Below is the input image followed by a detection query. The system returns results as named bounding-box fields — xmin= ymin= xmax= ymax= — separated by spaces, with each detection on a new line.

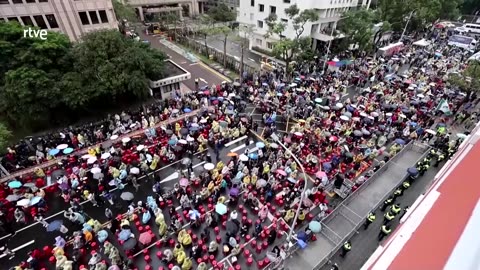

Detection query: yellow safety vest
xmin=367 ymin=213 xmax=376 ymax=222
xmin=391 ymin=205 xmax=401 ymax=214
xmin=385 ymin=212 xmax=395 ymax=220
xmin=382 ymin=225 xmax=391 ymax=234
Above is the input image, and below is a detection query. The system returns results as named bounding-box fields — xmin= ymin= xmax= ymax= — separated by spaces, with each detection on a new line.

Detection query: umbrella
xmin=457 ymin=133 xmax=468 ymax=139
xmin=166 ymin=130 xmax=174 ymax=135
xmin=136 ymin=145 xmax=145 ymax=151
xmin=239 ymin=154 xmax=249 ymax=162
xmin=87 ymin=157 xmax=97 ymax=164
xmin=329 ymin=136 xmax=338 ymax=142
xmin=179 ymin=178 xmax=189 ymax=187
xmin=294 ymin=132 xmax=303 ymax=137
xmin=340 ymin=115 xmax=350 ymax=121
xmin=407 ymin=167 xmax=418 ymax=175
xmin=81 ymin=154 xmax=94 ymax=160
xmin=180 ymin=128 xmax=189 ymax=135
xmin=29 ymin=196 xmax=43 ymax=206
xmin=256 ymin=142 xmax=265 ymax=148
xmin=204 ymin=163 xmax=215 ymax=170
xmin=189 ymin=210 xmax=200 ymax=220
xmin=102 ymin=141 xmax=113 ymax=149
xmin=233 ymin=82 xmax=241 ymax=87
xmin=227 ymin=152 xmax=238 ymax=157
xmin=6 ymin=195 xmax=20 ymax=202
xmin=315 ymin=171 xmax=326 ymax=179
xmin=47 ymin=220 xmax=63 ymax=232
xmin=257 ymin=179 xmax=267 ymax=187
xmin=186 ymin=137 xmax=195 ymax=142
xmin=395 ymin=138 xmax=406 ymax=145
xmin=51 ymin=169 xmax=66 ymax=180
xmin=121 ymin=192 xmax=134 ymax=201
xmin=8 ymin=180 xmax=22 ymax=189
xmin=119 ymin=229 xmax=132 ymax=241
xmin=49 ymin=149 xmax=60 ymax=156
xmin=425 ymin=129 xmax=437 ymax=135
xmin=172 ymin=109 xmax=180 ymax=114
xmin=56 ymin=144 xmax=68 ymax=150
xmin=123 ymin=238 xmax=137 ymax=250
xmin=229 ymin=187 xmax=240 ymax=197
xmin=226 ymin=220 xmax=239 ymax=235
xmin=174 ymin=145 xmax=183 ymax=152
xmin=91 ymin=167 xmax=102 ymax=174
xmin=110 ymin=135 xmax=119 ymax=140
xmin=287 ymin=177 xmax=297 ymax=183
xmin=276 ymin=169 xmax=287 ymax=176
xmin=248 ymin=153 xmax=258 ymax=160
xmin=168 ymin=139 xmax=177 ymax=145
xmin=178 ymin=139 xmax=188 ymax=145
xmin=139 ymin=232 xmax=153 ymax=245
xmin=308 ymin=221 xmax=322 ymax=233
xmin=63 ymin=148 xmax=74 ymax=154
xmin=181 ymin=158 xmax=191 ymax=165
xmin=215 ymin=203 xmax=228 ymax=215
xmin=323 ymin=162 xmax=332 ymax=170
xmin=270 ymin=143 xmax=279 ymax=149
xmin=184 ymin=108 xmax=192 ymax=113
xmin=130 ymin=167 xmax=140 ymax=175
xmin=101 ymin=153 xmax=111 ymax=159
xmin=17 ymin=198 xmax=30 ymax=207
xmin=93 ymin=173 xmax=104 ymax=180
xmin=315 ymin=98 xmax=322 ymax=103
xmin=122 ymin=137 xmax=131 ymax=143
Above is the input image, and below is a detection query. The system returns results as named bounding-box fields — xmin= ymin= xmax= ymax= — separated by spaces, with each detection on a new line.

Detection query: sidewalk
xmin=248 ymin=48 xmax=286 ymax=66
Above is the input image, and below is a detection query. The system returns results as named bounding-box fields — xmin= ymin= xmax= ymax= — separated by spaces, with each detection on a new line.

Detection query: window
xmin=33 ymin=15 xmax=48 ymax=29
xmin=250 ymin=0 xmax=254 ymax=7
xmin=0 ymin=0 xmax=9 ymax=4
xmin=257 ymin=20 xmax=263 ymax=28
xmin=26 ymin=0 xmax=36 ymax=3
xmin=7 ymin=17 xmax=19 ymax=23
xmin=78 ymin=12 xmax=89 ymax=25
xmin=45 ymin=14 xmax=58 ymax=28
xmin=21 ymin=16 xmax=34 ymax=26
xmin=281 ymin=18 xmax=288 ymax=23
xmin=255 ymin=38 xmax=262 ymax=46
xmin=249 ymin=13 xmax=254 ymax=21
xmin=259 ymin=4 xmax=264 ymax=12
xmin=89 ymin=11 xmax=99 ymax=24
xmin=283 ymin=0 xmax=290 ymax=3
xmin=39 ymin=0 xmax=49 ymax=2
xmin=99 ymin=10 xmax=109 ymax=23
xmin=12 ymin=0 xmax=23 ymax=3
xmin=270 ymin=6 xmax=276 ymax=14
xmin=267 ymin=42 xmax=273 ymax=49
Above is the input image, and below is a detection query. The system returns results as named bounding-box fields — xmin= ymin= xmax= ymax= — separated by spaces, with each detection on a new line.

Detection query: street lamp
xmin=270 ymin=133 xmax=308 ymax=242
xmin=322 ymin=16 xmax=349 ymax=73
xmin=399 ymin=10 xmax=416 ymax=42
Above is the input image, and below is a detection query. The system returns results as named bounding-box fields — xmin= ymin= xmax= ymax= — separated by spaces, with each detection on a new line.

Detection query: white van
xmin=462 ymin=23 xmax=480 ymax=34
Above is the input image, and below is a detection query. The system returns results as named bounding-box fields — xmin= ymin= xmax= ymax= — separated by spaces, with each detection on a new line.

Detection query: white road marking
xmin=248 ymin=58 xmax=256 ymax=62
xmin=189 ymin=63 xmax=199 ymax=66
xmin=0 ymin=240 xmax=35 ymax=259
xmin=160 ymin=161 xmax=206 ymax=183
xmin=224 ymin=135 xmax=247 ymax=147
xmin=231 ymin=144 xmax=257 ymax=153
xmin=199 ymin=78 xmax=208 ymax=84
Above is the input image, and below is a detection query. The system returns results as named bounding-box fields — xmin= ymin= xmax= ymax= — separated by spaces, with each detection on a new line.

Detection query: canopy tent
xmin=413 ymin=39 xmax=431 ymax=47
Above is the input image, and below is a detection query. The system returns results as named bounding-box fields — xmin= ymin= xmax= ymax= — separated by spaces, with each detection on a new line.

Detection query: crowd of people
xmin=1 ymin=30 xmax=478 ymax=270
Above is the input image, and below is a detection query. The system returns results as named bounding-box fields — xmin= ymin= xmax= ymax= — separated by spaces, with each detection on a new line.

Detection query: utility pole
xmin=399 ymin=10 xmax=415 ymax=42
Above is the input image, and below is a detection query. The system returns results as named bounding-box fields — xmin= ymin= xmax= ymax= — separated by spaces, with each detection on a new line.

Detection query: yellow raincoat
xmin=34 ymin=167 xmax=45 ymax=178
xmin=88 ymin=148 xmax=96 ymax=157
xmin=263 ymin=164 xmax=270 ymax=175
xmin=173 ymin=245 xmax=184 ymax=259
xmin=178 ymin=230 xmax=192 ymax=246
xmin=150 ymin=155 xmax=160 ymax=170
xmin=176 ymin=250 xmax=186 ymax=265
xmin=182 ymin=257 xmax=193 ymax=270
xmin=284 ymin=209 xmax=295 ymax=223
xmin=243 ymin=175 xmax=251 ymax=185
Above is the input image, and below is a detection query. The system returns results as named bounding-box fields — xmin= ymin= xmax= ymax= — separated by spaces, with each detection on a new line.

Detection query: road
xmin=138 ymin=31 xmax=232 ymax=91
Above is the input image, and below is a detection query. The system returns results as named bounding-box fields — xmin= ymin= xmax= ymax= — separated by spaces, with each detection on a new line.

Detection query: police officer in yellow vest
xmin=391 ymin=203 xmax=401 ymax=215
xmin=364 ymin=212 xmax=376 ymax=230
xmin=392 ymin=187 xmax=403 ymax=199
xmin=378 ymin=225 xmax=391 ymax=241
xmin=402 ymin=180 xmax=410 ymax=191
xmin=380 ymin=196 xmax=394 ymax=211
xmin=384 ymin=211 xmax=395 ymax=225
xmin=340 ymin=241 xmax=352 ymax=257
xmin=434 ymin=151 xmax=445 ymax=167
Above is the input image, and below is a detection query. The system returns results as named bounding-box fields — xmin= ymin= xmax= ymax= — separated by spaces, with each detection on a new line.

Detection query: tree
xmin=207 ymin=3 xmax=236 ymax=23
xmin=233 ymin=24 xmax=255 ymax=82
xmin=0 ymin=122 xmax=12 ymax=152
xmin=265 ymin=4 xmax=319 ymax=76
xmin=62 ymin=30 xmax=166 ymax=109
xmin=448 ymin=61 xmax=480 ymax=93
xmin=112 ymin=0 xmax=138 ymax=23
xmin=160 ymin=13 xmax=181 ymax=40
xmin=197 ymin=15 xmax=215 ymax=56
xmin=461 ymin=0 xmax=480 ymax=15
xmin=213 ymin=25 xmax=232 ymax=68
xmin=339 ymin=8 xmax=380 ymax=52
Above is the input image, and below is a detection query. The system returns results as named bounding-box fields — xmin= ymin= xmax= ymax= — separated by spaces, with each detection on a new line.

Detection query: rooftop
xmin=163 ymin=59 xmax=188 ymax=78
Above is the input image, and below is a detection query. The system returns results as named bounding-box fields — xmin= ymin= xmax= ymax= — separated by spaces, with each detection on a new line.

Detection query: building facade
xmin=205 ymin=0 xmax=239 ymax=11
xmin=237 ymin=0 xmax=371 ymax=52
xmin=0 ymin=0 xmax=118 ymax=41
xmin=125 ymin=0 xmax=207 ymax=21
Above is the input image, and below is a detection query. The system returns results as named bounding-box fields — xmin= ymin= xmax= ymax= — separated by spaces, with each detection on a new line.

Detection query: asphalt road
xmin=138 ymin=31 xmax=231 ymax=91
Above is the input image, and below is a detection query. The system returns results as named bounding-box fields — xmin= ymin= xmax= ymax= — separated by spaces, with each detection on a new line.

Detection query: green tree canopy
xmin=265 ymin=4 xmax=319 ymax=75
xmin=0 ymin=22 xmax=166 ymax=130
xmin=448 ymin=61 xmax=480 ymax=93
xmin=339 ymin=8 xmax=382 ymax=52
xmin=113 ymin=0 xmax=138 ymax=23
xmin=207 ymin=3 xmax=236 ymax=22
xmin=0 ymin=122 xmax=12 ymax=152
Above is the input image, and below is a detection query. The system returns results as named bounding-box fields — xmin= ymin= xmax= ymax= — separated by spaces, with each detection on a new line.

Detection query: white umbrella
xmin=456 ymin=133 xmax=468 ymax=139
xmin=178 ymin=139 xmax=187 ymax=145
xmin=136 ymin=145 xmax=145 ymax=151
xmin=270 ymin=143 xmax=279 ymax=149
xmin=56 ymin=144 xmax=68 ymax=150
xmin=417 ymin=94 xmax=425 ymax=98
xmin=130 ymin=167 xmax=140 ymax=174
xmin=340 ymin=115 xmax=350 ymax=121
xmin=294 ymin=132 xmax=303 ymax=137
xmin=82 ymin=154 xmax=95 ymax=160
xmin=122 ymin=137 xmax=131 ymax=143
xmin=87 ymin=157 xmax=97 ymax=164
xmin=200 ymin=119 xmax=207 ymax=123
xmin=399 ymin=113 xmax=407 ymax=118
xmin=360 ymin=112 xmax=368 ymax=118
xmin=371 ymin=112 xmax=379 ymax=117
xmin=204 ymin=163 xmax=215 ymax=171
xmin=335 ymin=103 xmax=343 ymax=108
xmin=239 ymin=154 xmax=249 ymax=162
xmin=17 ymin=198 xmax=30 ymax=207
xmin=425 ymin=129 xmax=437 ymax=135
xmin=172 ymin=109 xmax=179 ymax=114
xmin=352 ymin=117 xmax=361 ymax=122
xmin=91 ymin=167 xmax=102 ymax=174
xmin=110 ymin=135 xmax=119 ymax=140
xmin=386 ymin=113 xmax=393 ymax=117
xmin=186 ymin=137 xmax=195 ymax=142
xmin=101 ymin=153 xmax=111 ymax=159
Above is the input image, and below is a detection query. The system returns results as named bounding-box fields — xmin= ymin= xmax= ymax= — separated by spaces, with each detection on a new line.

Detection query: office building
xmin=0 ymin=0 xmax=118 ymax=41
xmin=126 ymin=0 xmax=207 ymax=21
xmin=237 ymin=0 xmax=371 ymax=52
